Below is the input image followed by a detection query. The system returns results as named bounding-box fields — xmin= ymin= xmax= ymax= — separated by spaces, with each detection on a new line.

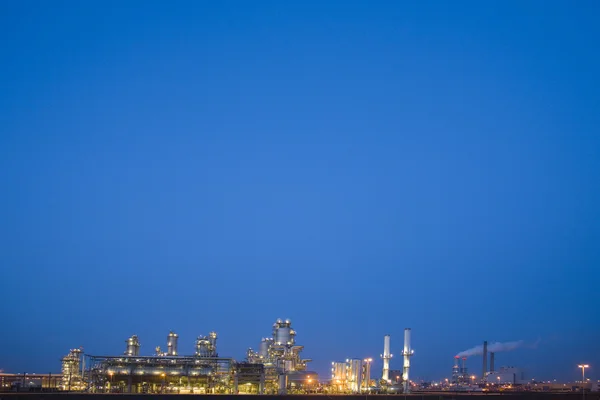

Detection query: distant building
xmin=486 ymin=367 xmax=525 ymax=385
xmin=388 ymin=370 xmax=402 ymax=384
xmin=0 ymin=373 xmax=62 ymax=391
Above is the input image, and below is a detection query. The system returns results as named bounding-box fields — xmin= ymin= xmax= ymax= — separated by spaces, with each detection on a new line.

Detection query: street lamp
xmin=578 ymin=365 xmax=589 ymax=383
xmin=578 ymin=365 xmax=589 ymax=399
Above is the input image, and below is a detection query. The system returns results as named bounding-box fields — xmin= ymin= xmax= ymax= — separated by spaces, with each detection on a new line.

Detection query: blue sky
xmin=1 ymin=0 xmax=599 ymax=381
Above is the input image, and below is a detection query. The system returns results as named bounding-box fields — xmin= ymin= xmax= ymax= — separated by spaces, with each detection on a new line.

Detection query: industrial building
xmin=450 ymin=340 xmax=527 ymax=390
xmin=480 ymin=341 xmax=525 ymax=385
xmin=328 ymin=358 xmax=379 ymax=393
xmin=83 ymin=331 xmax=235 ymax=394
xmin=61 ymin=348 xmax=85 ymax=391
xmin=246 ymin=318 xmax=317 ymax=394
xmin=54 ymin=318 xmax=319 ymax=394
xmin=0 ymin=373 xmax=62 ymax=392
xmin=388 ymin=370 xmax=403 ymax=385
xmin=452 ymin=356 xmax=472 ymax=385
xmin=486 ymin=367 xmax=526 ymax=385
xmin=329 ymin=328 xmax=412 ymax=394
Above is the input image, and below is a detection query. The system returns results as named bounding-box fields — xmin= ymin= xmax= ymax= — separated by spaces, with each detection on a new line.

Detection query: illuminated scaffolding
xmin=61 ymin=348 xmax=84 ymax=391
xmin=246 ymin=319 xmax=315 ymax=393
xmin=86 ymin=355 xmax=234 ymax=394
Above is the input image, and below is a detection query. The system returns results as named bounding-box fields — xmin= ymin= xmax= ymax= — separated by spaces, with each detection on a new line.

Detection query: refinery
xmin=0 ymin=320 xmax=597 ymax=396
xmin=1 ymin=319 xmax=415 ymax=395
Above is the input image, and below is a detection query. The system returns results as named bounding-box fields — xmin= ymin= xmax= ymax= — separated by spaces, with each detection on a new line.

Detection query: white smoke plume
xmin=456 ymin=340 xmax=525 ymax=357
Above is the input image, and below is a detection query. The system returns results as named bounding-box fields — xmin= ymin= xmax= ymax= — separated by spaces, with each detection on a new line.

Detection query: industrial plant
xmin=2 ymin=322 xmax=596 ymax=395
xmin=329 ymin=328 xmax=414 ymax=394
xmin=449 ymin=340 xmax=528 ymax=390
xmin=26 ymin=319 xmax=415 ymax=394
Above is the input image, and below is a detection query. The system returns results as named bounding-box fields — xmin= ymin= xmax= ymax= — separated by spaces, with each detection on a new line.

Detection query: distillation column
xmin=401 ymin=328 xmax=413 ymax=393
xmin=381 ymin=334 xmax=392 ymax=382
xmin=167 ymin=331 xmax=178 ymax=356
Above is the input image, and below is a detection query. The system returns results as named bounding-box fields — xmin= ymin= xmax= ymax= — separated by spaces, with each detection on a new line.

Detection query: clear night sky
xmin=1 ymin=0 xmax=599 ymax=382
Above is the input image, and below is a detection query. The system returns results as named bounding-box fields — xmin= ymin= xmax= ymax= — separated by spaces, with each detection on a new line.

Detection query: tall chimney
xmin=482 ymin=341 xmax=488 ymax=380
xmin=381 ymin=335 xmax=391 ymax=382
xmin=401 ymin=328 xmax=413 ymax=393
xmin=490 ymin=352 xmax=495 ymax=373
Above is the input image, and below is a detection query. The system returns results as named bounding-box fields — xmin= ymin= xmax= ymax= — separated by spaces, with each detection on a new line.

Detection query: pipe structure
xmin=482 ymin=341 xmax=487 ymax=381
xmin=381 ymin=334 xmax=392 ymax=382
xmin=401 ymin=328 xmax=413 ymax=393
xmin=278 ymin=374 xmax=287 ymax=395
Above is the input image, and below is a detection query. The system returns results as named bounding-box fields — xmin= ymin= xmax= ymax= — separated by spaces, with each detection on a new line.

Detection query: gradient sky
xmin=1 ymin=0 xmax=599 ymax=382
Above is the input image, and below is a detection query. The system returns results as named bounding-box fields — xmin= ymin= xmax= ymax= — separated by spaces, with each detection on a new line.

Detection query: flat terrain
xmin=0 ymin=394 xmax=599 ymax=400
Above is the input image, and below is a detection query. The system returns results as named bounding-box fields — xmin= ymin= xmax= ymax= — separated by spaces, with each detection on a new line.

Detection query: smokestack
xmin=402 ymin=328 xmax=413 ymax=394
xmin=381 ymin=335 xmax=391 ymax=382
xmin=482 ymin=341 xmax=488 ymax=380
xmin=490 ymin=352 xmax=495 ymax=372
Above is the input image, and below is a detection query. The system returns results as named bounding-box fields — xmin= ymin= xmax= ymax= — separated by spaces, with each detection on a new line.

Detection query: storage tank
xmin=167 ymin=331 xmax=178 ymax=356
xmin=125 ymin=335 xmax=140 ymax=356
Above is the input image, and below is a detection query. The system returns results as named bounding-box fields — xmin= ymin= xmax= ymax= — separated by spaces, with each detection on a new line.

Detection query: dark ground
xmin=0 ymin=394 xmax=599 ymax=400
